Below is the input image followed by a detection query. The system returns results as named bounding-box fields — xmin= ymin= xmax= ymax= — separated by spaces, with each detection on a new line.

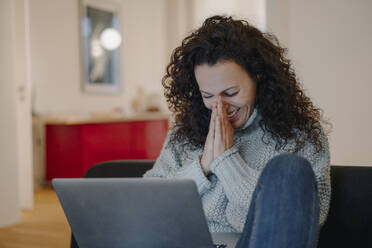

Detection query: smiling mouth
xmin=227 ymin=108 xmax=240 ymax=120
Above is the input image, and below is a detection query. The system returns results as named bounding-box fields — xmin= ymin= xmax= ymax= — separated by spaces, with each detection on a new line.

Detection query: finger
xmin=212 ymin=109 xmax=216 ymax=137
xmin=221 ymin=105 xmax=228 ymax=124
xmin=219 ymin=111 xmax=226 ymax=146
xmin=212 ymin=103 xmax=217 ymax=121
xmin=208 ymin=109 xmax=214 ymax=132
xmin=217 ymin=100 xmax=225 ymax=134
xmin=209 ymin=103 xmax=218 ymax=129
xmin=209 ymin=106 xmax=218 ymax=145
xmin=217 ymin=97 xmax=223 ymax=118
xmin=223 ymin=108 xmax=232 ymax=137
xmin=212 ymin=102 xmax=218 ymax=116
xmin=212 ymin=104 xmax=218 ymax=123
xmin=214 ymin=111 xmax=221 ymax=148
xmin=223 ymin=103 xmax=228 ymax=116
xmin=223 ymin=106 xmax=230 ymax=127
xmin=218 ymin=101 xmax=228 ymax=135
xmin=220 ymin=100 xmax=228 ymax=119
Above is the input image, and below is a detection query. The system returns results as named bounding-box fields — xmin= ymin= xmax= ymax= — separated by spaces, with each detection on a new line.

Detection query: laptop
xmin=52 ymin=178 xmax=240 ymax=248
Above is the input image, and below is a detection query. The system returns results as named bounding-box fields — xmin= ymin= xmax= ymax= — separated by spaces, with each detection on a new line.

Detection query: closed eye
xmin=223 ymin=91 xmax=239 ymax=97
xmin=202 ymin=94 xmax=213 ymax=99
xmin=201 ymin=89 xmax=239 ymax=99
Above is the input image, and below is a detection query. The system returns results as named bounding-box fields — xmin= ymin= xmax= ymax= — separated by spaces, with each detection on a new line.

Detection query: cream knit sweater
xmin=143 ymin=109 xmax=331 ymax=233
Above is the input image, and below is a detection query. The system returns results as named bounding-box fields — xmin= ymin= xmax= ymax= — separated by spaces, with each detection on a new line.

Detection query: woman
xmin=144 ymin=15 xmax=330 ymax=248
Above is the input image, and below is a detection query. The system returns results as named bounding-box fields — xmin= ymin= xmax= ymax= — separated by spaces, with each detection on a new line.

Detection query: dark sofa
xmin=70 ymin=160 xmax=372 ymax=248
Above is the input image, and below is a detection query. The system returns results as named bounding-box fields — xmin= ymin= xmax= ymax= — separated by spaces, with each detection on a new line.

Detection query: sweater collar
xmin=235 ymin=108 xmax=258 ymax=131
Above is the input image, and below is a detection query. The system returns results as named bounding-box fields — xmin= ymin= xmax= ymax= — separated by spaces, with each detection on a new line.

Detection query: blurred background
xmin=1 ymin=0 xmax=371 ymax=247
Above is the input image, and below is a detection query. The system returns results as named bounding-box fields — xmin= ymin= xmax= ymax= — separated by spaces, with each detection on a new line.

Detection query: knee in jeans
xmin=262 ymin=154 xmax=316 ymax=184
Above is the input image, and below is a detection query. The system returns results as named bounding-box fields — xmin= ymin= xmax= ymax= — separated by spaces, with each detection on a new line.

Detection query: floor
xmin=0 ymin=189 xmax=70 ymax=248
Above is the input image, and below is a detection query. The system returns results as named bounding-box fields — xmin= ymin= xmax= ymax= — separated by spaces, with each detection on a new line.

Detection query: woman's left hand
xmin=213 ymin=97 xmax=234 ymax=159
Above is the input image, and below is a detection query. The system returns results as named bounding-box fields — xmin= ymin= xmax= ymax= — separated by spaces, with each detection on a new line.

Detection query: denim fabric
xmin=235 ymin=154 xmax=320 ymax=248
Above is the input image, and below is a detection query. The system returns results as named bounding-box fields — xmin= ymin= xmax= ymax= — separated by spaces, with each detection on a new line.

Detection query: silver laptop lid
xmin=53 ymin=178 xmax=214 ymax=248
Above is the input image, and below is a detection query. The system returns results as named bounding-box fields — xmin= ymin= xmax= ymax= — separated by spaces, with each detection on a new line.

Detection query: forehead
xmin=194 ymin=60 xmax=251 ymax=92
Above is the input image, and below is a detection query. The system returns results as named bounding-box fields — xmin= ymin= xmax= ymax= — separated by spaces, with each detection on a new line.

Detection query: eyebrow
xmin=200 ymin=86 xmax=239 ymax=95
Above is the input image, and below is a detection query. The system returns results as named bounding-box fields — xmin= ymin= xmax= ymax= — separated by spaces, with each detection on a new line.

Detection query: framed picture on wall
xmin=80 ymin=0 xmax=122 ymax=94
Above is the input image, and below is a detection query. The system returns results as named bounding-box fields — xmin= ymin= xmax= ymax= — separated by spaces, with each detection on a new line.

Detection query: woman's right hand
xmin=200 ymin=104 xmax=217 ymax=175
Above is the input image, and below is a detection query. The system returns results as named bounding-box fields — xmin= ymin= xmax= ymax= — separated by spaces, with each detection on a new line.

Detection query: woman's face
xmin=194 ymin=60 xmax=257 ymax=129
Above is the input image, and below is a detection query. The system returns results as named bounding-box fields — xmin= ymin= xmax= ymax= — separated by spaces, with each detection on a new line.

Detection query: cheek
xmin=240 ymin=90 xmax=256 ymax=106
xmin=202 ymin=98 xmax=213 ymax=110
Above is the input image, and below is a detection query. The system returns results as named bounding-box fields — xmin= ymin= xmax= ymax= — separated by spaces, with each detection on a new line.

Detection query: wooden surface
xmin=0 ymin=189 xmax=70 ymax=248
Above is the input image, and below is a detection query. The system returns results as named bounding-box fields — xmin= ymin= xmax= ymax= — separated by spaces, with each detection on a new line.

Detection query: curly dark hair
xmin=163 ymin=15 xmax=326 ymax=153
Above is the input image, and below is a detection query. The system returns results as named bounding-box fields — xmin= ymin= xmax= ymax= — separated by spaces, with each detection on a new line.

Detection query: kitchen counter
xmin=33 ymin=112 xmax=171 ymax=125
xmin=32 ymin=112 xmax=170 ymax=183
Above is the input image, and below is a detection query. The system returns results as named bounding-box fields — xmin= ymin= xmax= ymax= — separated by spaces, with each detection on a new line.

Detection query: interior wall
xmin=165 ymin=0 xmax=193 ymax=59
xmin=267 ymin=0 xmax=372 ymax=165
xmin=0 ymin=0 xmax=21 ymax=227
xmin=29 ymin=0 xmax=169 ymax=116
xmin=266 ymin=0 xmax=288 ymax=45
xmin=192 ymin=0 xmax=238 ymax=28
xmin=191 ymin=0 xmax=266 ymax=31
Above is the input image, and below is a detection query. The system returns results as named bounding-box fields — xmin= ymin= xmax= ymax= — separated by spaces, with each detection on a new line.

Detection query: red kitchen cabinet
xmin=45 ymin=118 xmax=168 ymax=180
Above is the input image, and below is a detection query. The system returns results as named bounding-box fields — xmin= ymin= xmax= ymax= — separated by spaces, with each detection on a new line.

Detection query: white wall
xmin=191 ymin=0 xmax=266 ymax=31
xmin=267 ymin=0 xmax=372 ymax=165
xmin=165 ymin=0 xmax=194 ymax=58
xmin=120 ymin=0 xmax=168 ymax=113
xmin=266 ymin=0 xmax=288 ymax=45
xmin=0 ymin=0 xmax=21 ymax=227
xmin=29 ymin=0 xmax=169 ymax=116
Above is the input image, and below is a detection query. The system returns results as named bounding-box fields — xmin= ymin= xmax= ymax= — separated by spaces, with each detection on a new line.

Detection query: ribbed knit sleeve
xmin=143 ymin=130 xmax=212 ymax=196
xmin=298 ymin=134 xmax=331 ymax=227
xmin=209 ymin=146 xmax=261 ymax=232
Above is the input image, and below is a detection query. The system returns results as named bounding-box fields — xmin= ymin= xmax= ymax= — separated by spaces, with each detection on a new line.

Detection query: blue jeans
xmin=235 ymin=154 xmax=320 ymax=248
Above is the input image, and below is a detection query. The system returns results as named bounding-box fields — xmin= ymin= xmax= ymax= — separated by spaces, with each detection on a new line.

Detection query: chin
xmin=230 ymin=117 xmax=244 ymax=128
xmin=231 ymin=122 xmax=243 ymax=129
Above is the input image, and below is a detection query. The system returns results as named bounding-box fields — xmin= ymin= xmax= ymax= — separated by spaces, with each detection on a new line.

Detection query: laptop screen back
xmin=53 ymin=178 xmax=214 ymax=248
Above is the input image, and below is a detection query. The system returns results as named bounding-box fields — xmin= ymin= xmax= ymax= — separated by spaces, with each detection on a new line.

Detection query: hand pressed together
xmin=201 ymin=97 xmax=234 ymax=175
